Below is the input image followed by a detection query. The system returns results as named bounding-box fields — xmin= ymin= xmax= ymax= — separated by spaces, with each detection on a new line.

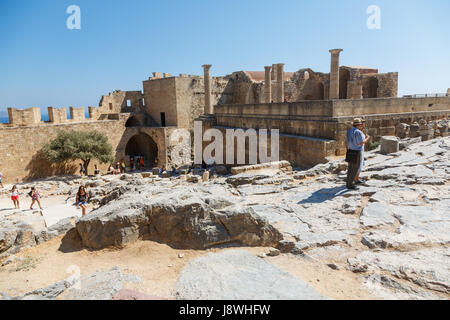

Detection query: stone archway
xmin=125 ymin=133 xmax=158 ymax=168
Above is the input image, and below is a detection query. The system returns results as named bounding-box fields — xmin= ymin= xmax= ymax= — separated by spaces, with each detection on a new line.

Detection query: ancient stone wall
xmin=0 ymin=118 xmax=172 ymax=183
xmin=98 ymin=90 xmax=145 ymax=117
xmin=69 ymin=107 xmax=85 ymax=122
xmin=209 ymin=96 xmax=450 ymax=165
xmin=142 ymin=77 xmax=178 ymax=127
xmin=7 ymin=107 xmax=42 ymax=126
xmin=47 ymin=107 xmax=67 ymax=123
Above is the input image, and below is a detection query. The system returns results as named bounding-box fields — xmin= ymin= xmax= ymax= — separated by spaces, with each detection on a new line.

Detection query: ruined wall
xmin=69 ymin=107 xmax=85 ymax=122
xmin=7 ymin=107 xmax=41 ymax=126
xmin=47 ymin=107 xmax=67 ymax=123
xmin=212 ymin=96 xmax=450 ymax=164
xmin=180 ymin=76 xmax=232 ymax=129
xmin=98 ymin=90 xmax=146 ymax=117
xmin=0 ymin=118 xmax=171 ymax=183
xmin=142 ymin=77 xmax=178 ymax=127
xmin=199 ymin=118 xmax=335 ymax=168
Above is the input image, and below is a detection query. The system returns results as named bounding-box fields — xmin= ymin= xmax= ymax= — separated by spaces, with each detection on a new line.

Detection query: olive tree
xmin=42 ymin=130 xmax=114 ymax=175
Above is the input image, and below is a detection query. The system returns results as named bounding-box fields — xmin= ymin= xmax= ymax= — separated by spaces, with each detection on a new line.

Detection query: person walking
xmin=120 ymin=159 xmax=126 ymax=173
xmin=29 ymin=187 xmax=43 ymax=210
xmin=346 ymin=118 xmax=370 ymax=190
xmin=94 ymin=164 xmax=100 ymax=175
xmin=11 ymin=185 xmax=20 ymax=209
xmin=79 ymin=163 xmax=86 ymax=176
xmin=130 ymin=157 xmax=134 ymax=172
xmin=75 ymin=185 xmax=89 ymax=216
xmin=139 ymin=156 xmax=144 ymax=170
xmin=0 ymin=171 xmax=4 ymax=188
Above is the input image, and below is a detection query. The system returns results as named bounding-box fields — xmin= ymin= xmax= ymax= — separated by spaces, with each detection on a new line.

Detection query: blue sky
xmin=0 ymin=0 xmax=449 ymax=114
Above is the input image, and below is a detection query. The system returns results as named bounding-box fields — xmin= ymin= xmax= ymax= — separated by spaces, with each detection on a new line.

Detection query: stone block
xmin=380 ymin=136 xmax=399 ymax=155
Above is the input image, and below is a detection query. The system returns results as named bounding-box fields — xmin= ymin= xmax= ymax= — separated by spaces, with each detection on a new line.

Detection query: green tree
xmin=42 ymin=130 xmax=114 ymax=175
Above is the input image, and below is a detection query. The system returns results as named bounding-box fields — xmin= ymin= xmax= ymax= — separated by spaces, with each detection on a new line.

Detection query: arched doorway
xmin=368 ymin=77 xmax=379 ymax=98
xmin=125 ymin=117 xmax=141 ymax=127
xmin=125 ymin=133 xmax=158 ymax=169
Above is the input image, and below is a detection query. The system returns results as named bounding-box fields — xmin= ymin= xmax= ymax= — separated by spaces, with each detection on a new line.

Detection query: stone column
xmin=264 ymin=66 xmax=272 ymax=103
xmin=276 ymin=64 xmax=285 ymax=103
xmin=202 ymin=64 xmax=212 ymax=114
xmin=329 ymin=49 xmax=343 ymax=100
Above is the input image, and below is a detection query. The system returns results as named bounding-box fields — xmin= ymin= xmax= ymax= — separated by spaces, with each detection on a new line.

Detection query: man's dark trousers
xmin=346 ymin=151 xmax=361 ymax=188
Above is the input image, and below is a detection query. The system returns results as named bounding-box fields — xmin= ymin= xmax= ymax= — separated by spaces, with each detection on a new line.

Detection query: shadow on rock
xmin=58 ymin=228 xmax=83 ymax=253
xmin=298 ymin=186 xmax=349 ymax=204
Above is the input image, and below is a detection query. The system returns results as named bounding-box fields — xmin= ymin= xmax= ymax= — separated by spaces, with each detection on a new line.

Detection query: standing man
xmin=346 ymin=118 xmax=370 ymax=190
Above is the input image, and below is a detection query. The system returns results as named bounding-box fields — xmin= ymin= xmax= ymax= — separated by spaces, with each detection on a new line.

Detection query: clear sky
xmin=0 ymin=0 xmax=449 ymax=114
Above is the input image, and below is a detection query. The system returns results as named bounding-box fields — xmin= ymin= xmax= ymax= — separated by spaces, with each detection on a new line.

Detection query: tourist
xmin=108 ymin=164 xmax=115 ymax=175
xmin=136 ymin=156 xmax=141 ymax=170
xmin=345 ymin=118 xmax=370 ymax=190
xmin=29 ymin=187 xmax=43 ymax=210
xmin=115 ymin=162 xmax=121 ymax=174
xmin=94 ymin=164 xmax=100 ymax=175
xmin=130 ymin=157 xmax=134 ymax=171
xmin=79 ymin=163 xmax=86 ymax=176
xmin=75 ymin=185 xmax=89 ymax=216
xmin=139 ymin=156 xmax=144 ymax=170
xmin=11 ymin=185 xmax=20 ymax=209
xmin=0 ymin=171 xmax=4 ymax=188
xmin=120 ymin=159 xmax=126 ymax=173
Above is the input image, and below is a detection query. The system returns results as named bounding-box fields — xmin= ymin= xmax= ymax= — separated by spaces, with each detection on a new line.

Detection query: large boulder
xmin=74 ymin=185 xmax=283 ymax=250
xmin=380 ymin=136 xmax=400 ymax=155
xmin=174 ymin=250 xmax=327 ymax=300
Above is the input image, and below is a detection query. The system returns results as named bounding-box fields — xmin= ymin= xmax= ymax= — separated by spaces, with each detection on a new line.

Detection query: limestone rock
xmin=174 ymin=250 xmax=327 ymax=300
xmin=360 ymin=202 xmax=395 ymax=227
xmin=380 ymin=136 xmax=400 ymax=155
xmin=60 ymin=267 xmax=123 ymax=300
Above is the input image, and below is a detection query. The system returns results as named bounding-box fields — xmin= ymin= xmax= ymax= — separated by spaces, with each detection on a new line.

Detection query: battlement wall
xmin=7 ymin=107 xmax=42 ymax=126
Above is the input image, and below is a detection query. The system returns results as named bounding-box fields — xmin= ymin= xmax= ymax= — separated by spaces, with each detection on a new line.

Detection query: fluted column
xmin=202 ymin=64 xmax=212 ymax=114
xmin=329 ymin=49 xmax=343 ymax=100
xmin=264 ymin=66 xmax=272 ymax=103
xmin=276 ymin=63 xmax=285 ymax=103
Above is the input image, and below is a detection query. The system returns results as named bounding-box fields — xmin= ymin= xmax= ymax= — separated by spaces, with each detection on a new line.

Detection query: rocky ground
xmin=0 ymin=136 xmax=449 ymax=300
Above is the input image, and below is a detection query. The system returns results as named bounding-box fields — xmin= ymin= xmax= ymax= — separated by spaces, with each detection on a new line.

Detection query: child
xmin=29 ymin=187 xmax=43 ymax=210
xmin=75 ymin=185 xmax=89 ymax=216
xmin=11 ymin=185 xmax=20 ymax=209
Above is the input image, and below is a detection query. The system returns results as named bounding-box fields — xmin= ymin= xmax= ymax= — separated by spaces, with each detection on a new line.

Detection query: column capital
xmin=202 ymin=64 xmax=212 ymax=70
xmin=276 ymin=63 xmax=285 ymax=67
xmin=329 ymin=49 xmax=343 ymax=55
xmin=264 ymin=66 xmax=272 ymax=70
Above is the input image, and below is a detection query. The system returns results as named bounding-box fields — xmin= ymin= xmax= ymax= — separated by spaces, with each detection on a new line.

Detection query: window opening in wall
xmin=142 ymin=98 xmax=145 ymax=107
xmin=127 ymin=99 xmax=131 ymax=108
xmin=109 ymin=103 xmax=113 ymax=110
xmin=160 ymin=112 xmax=166 ymax=127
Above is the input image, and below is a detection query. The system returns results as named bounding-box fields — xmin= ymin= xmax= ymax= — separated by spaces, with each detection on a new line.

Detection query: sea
xmin=0 ymin=113 xmax=89 ymax=123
